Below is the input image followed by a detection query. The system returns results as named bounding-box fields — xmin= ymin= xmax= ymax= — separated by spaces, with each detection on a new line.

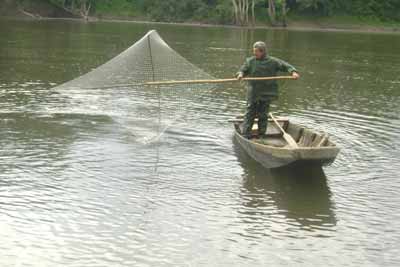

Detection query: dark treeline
xmin=15 ymin=0 xmax=400 ymax=25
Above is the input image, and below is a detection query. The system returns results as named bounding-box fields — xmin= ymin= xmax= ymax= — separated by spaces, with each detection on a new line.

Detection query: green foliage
xmin=12 ymin=0 xmax=400 ymax=24
xmin=210 ymin=1 xmax=233 ymax=24
xmin=143 ymin=0 xmax=202 ymax=22
xmin=94 ymin=0 xmax=139 ymax=17
xmin=296 ymin=0 xmax=333 ymax=15
xmin=293 ymin=0 xmax=400 ymax=21
xmin=141 ymin=0 xmax=232 ymax=23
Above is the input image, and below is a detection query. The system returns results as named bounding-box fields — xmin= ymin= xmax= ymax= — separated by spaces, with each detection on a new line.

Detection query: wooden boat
xmin=232 ymin=116 xmax=340 ymax=169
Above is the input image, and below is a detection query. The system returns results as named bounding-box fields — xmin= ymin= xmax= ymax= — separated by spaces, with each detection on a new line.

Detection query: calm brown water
xmin=0 ymin=19 xmax=399 ymax=266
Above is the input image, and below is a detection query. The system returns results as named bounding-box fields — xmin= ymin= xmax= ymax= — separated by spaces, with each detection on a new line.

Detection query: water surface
xmin=0 ymin=19 xmax=399 ymax=266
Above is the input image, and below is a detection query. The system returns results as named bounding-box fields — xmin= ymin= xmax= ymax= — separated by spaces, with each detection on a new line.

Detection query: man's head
xmin=253 ymin=41 xmax=267 ymax=59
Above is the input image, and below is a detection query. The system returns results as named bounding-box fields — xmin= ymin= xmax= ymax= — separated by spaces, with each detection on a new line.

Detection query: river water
xmin=0 ymin=19 xmax=399 ymax=266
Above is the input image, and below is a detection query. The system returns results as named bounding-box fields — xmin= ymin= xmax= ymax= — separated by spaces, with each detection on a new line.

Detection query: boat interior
xmin=235 ymin=117 xmax=335 ymax=148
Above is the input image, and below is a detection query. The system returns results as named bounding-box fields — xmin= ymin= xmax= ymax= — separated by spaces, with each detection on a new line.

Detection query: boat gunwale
xmin=233 ymin=122 xmax=340 ymax=152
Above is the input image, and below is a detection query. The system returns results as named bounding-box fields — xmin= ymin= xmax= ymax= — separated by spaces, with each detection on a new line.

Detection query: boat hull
xmin=233 ymin=121 xmax=340 ymax=169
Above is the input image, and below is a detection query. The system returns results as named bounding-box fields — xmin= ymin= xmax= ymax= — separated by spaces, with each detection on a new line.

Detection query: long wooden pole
xmin=269 ymin=113 xmax=299 ymax=148
xmin=78 ymin=76 xmax=295 ymax=89
xmin=145 ymin=76 xmax=295 ymax=86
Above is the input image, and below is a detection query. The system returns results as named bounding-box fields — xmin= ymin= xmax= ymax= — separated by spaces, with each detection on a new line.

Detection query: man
xmin=237 ymin=41 xmax=300 ymax=139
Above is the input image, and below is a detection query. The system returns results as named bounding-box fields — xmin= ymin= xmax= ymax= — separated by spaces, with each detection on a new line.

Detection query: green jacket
xmin=238 ymin=55 xmax=297 ymax=102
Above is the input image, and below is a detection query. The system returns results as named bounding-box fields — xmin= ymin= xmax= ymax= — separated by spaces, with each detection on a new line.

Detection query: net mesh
xmin=53 ymin=30 xmax=216 ymax=143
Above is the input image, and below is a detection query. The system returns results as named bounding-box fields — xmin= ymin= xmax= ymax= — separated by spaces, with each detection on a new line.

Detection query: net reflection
xmin=233 ymin=137 xmax=336 ymax=235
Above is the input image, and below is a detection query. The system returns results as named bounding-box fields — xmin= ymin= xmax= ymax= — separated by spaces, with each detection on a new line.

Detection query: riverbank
xmin=0 ymin=0 xmax=75 ymax=19
xmin=1 ymin=0 xmax=399 ymax=35
xmin=121 ymin=16 xmax=400 ymax=34
xmin=5 ymin=15 xmax=399 ymax=35
xmin=286 ymin=15 xmax=400 ymax=34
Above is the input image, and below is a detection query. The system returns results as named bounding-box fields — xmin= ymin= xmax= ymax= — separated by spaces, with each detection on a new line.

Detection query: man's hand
xmin=292 ymin=72 xmax=300 ymax=80
xmin=237 ymin=72 xmax=244 ymax=81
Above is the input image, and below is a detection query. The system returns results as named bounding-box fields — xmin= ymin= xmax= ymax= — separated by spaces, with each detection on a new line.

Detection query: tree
xmin=231 ymin=0 xmax=239 ymax=24
xmin=281 ymin=0 xmax=288 ymax=26
xmin=49 ymin=0 xmax=92 ymax=20
xmin=267 ymin=0 xmax=276 ymax=25
xmin=79 ymin=0 xmax=91 ymax=20
xmin=231 ymin=0 xmax=250 ymax=25
xmin=251 ymin=0 xmax=255 ymax=26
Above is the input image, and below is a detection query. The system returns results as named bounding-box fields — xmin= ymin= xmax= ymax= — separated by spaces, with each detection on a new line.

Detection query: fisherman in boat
xmin=237 ymin=41 xmax=300 ymax=139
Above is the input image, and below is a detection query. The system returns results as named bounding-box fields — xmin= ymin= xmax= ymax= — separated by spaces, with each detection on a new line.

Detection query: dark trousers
xmin=242 ymin=99 xmax=270 ymax=137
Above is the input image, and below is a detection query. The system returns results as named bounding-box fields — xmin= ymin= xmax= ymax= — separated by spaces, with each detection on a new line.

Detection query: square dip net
xmin=53 ymin=30 xmax=216 ymax=143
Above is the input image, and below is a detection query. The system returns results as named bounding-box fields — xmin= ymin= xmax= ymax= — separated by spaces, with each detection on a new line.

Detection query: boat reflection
xmin=233 ymin=137 xmax=336 ymax=231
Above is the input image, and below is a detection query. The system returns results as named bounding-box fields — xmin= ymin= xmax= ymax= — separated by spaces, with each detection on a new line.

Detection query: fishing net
xmin=53 ymin=30 xmax=216 ymax=143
